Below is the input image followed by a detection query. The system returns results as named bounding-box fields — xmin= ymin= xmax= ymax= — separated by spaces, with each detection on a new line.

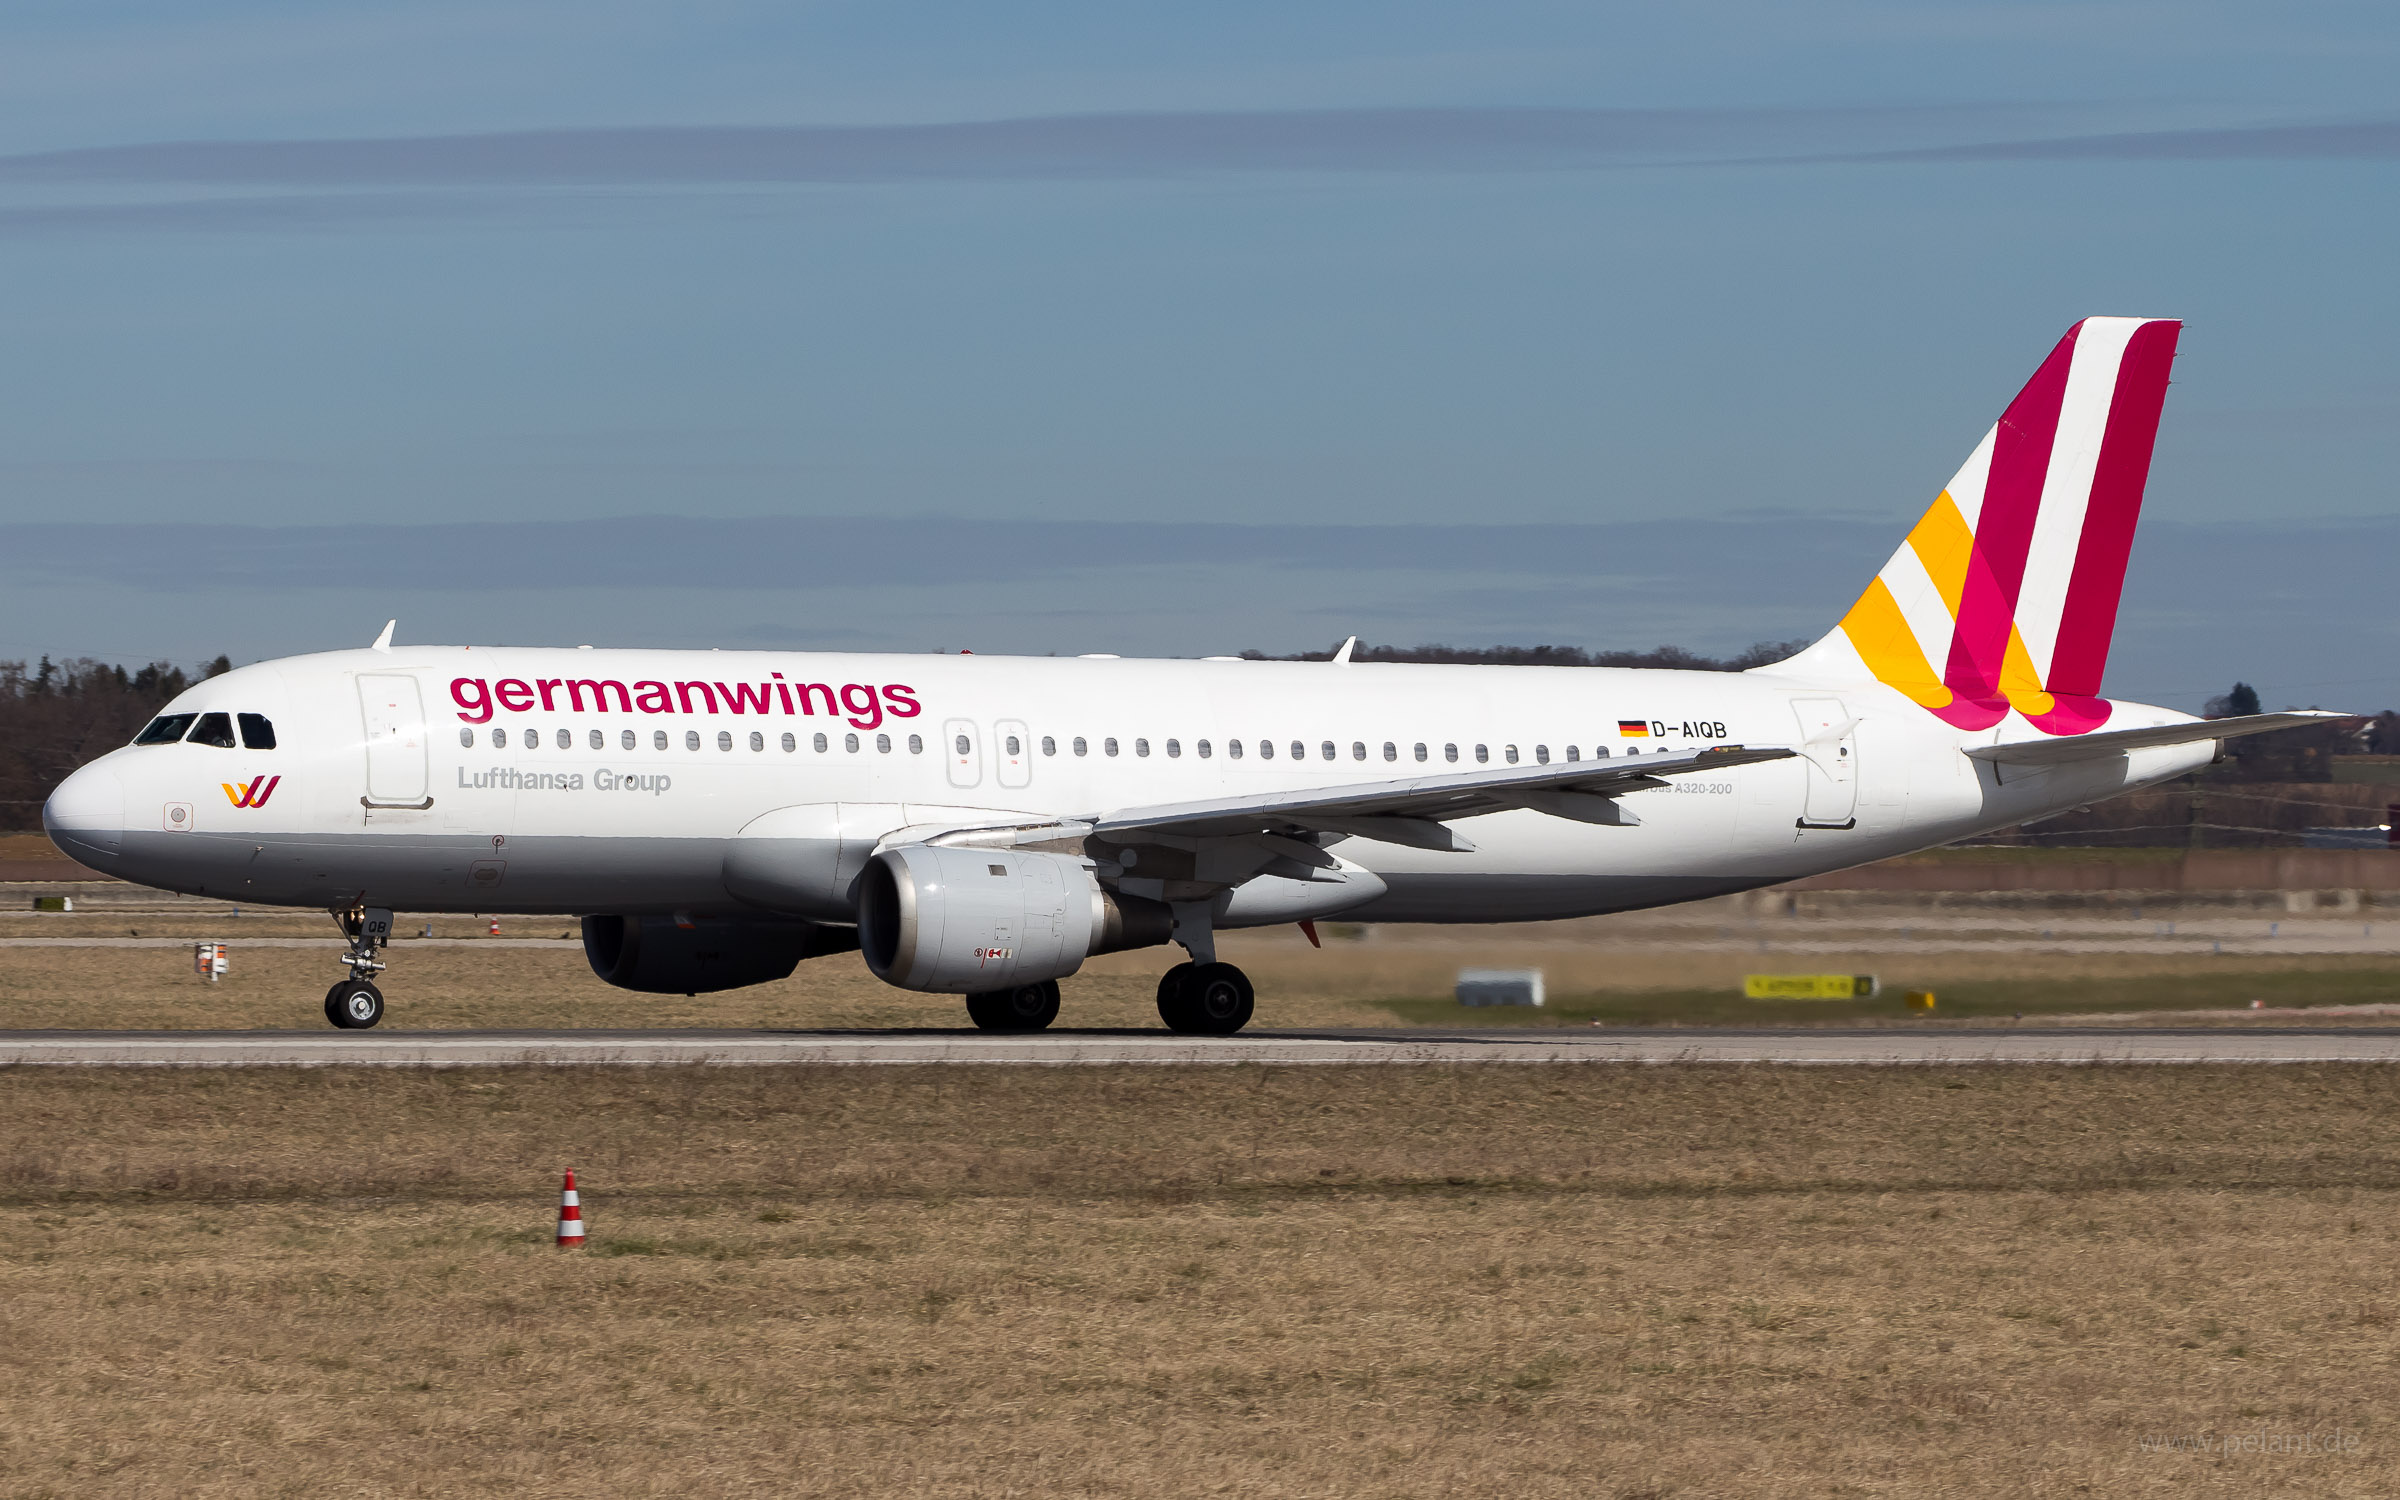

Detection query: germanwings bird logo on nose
xmin=221 ymin=775 xmax=281 ymax=809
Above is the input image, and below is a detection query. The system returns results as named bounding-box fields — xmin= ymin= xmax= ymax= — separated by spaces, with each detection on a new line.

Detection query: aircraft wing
xmin=1965 ymin=711 xmax=2349 ymax=768
xmin=1084 ymin=743 xmax=1794 ymax=851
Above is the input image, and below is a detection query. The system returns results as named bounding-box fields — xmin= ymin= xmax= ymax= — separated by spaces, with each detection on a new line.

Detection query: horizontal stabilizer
xmin=1965 ymin=711 xmax=2347 ymax=768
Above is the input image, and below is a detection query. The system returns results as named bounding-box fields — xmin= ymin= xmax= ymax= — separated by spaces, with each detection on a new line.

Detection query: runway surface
xmin=6 ymin=1025 xmax=2400 ymax=1067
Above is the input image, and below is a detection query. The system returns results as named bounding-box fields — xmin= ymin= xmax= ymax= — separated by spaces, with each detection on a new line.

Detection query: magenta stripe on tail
xmin=2043 ymin=320 xmax=2181 ymax=699
xmin=1941 ymin=322 xmax=2081 ymax=703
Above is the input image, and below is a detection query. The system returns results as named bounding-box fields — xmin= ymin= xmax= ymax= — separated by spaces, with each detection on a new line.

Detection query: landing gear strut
xmin=326 ymin=903 xmax=394 ymax=1030
xmin=965 ymin=980 xmax=1060 ymax=1031
xmin=1156 ymin=961 xmax=1254 ymax=1035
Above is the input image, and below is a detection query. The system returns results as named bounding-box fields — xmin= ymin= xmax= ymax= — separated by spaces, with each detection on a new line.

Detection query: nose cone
xmin=43 ymin=763 xmax=125 ymax=865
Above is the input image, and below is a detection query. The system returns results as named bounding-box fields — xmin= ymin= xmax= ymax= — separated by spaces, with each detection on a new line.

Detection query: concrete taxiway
xmin=4 ymin=1026 xmax=2400 ymax=1067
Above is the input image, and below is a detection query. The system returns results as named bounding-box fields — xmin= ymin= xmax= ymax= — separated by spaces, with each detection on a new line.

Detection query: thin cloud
xmin=1862 ymin=118 xmax=2400 ymax=162
xmin=0 ymin=106 xmax=2092 ymax=187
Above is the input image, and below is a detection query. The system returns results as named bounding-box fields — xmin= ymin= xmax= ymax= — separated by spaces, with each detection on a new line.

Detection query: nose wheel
xmin=325 ymin=902 xmax=394 ymax=1030
xmin=325 ymin=978 xmax=385 ymax=1029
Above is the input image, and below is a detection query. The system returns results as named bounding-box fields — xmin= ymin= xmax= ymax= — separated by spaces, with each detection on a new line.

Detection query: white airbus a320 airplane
xmin=45 ymin=317 xmax=2330 ymax=1032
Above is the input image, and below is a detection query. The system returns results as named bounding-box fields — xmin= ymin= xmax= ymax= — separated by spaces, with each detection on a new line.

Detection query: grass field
xmin=6 ymin=925 xmax=2400 ymax=1032
xmin=2 ymin=1063 xmax=2395 ymax=1496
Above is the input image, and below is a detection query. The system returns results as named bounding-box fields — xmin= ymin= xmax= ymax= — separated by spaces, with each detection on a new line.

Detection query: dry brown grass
xmin=9 ymin=907 xmax=2400 ymax=1033
xmin=2 ymin=1063 xmax=2397 ymax=1496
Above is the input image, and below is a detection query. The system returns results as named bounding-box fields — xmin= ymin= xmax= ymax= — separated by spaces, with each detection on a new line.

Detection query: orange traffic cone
xmin=489 ymin=918 xmax=501 ymax=936
xmin=556 ymin=1169 xmax=585 ymax=1249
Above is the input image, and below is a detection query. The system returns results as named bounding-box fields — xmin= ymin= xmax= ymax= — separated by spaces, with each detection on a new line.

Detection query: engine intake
xmin=582 ymin=914 xmax=857 ymax=994
xmin=858 ymin=845 xmax=1169 ymax=993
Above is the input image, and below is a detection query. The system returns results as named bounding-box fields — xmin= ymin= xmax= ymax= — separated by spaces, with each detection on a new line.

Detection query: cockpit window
xmin=238 ymin=713 xmax=276 ymax=750
xmin=134 ymin=714 xmax=198 ymax=746
xmin=187 ymin=712 xmax=238 ymax=748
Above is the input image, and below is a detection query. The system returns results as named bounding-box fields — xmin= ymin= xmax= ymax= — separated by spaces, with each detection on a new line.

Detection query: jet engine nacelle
xmin=857 ymin=845 xmax=1170 ymax=993
xmin=581 ymin=913 xmax=858 ymax=994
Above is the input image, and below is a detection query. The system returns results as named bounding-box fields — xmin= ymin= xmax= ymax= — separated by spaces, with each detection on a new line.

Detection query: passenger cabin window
xmin=1005 ymin=734 xmax=1022 ymax=756
xmin=1105 ymin=738 xmax=1120 ymax=757
xmin=1320 ymin=741 xmax=1335 ymax=761
xmin=845 ymin=733 xmax=860 ymax=752
xmin=1382 ymin=741 xmax=1397 ymax=762
xmin=813 ymin=733 xmax=828 ymax=753
xmin=558 ymin=728 xmax=573 ymax=749
xmin=954 ymin=734 xmax=971 ymax=756
xmin=685 ymin=731 xmax=701 ymax=752
xmin=1227 ymin=739 xmax=1242 ymax=759
xmin=1475 ymin=744 xmax=1489 ymax=764
xmin=1135 ymin=738 xmax=1151 ymax=758
xmin=876 ymin=734 xmax=891 ymax=753
xmin=1505 ymin=745 xmax=1519 ymax=764
xmin=717 ymin=731 xmax=733 ymax=752
xmin=1351 ymin=742 xmax=1366 ymax=761
xmin=750 ymin=731 xmax=765 ymax=752
xmin=238 ymin=713 xmax=276 ymax=750
xmin=458 ymin=728 xmax=475 ymax=748
xmin=780 ymin=732 xmax=795 ymax=752
xmin=626 ymin=730 xmax=640 ymax=751
xmin=1288 ymin=741 xmax=1303 ymax=760
xmin=493 ymin=727 xmax=508 ymax=749
xmin=908 ymin=734 xmax=923 ymax=754
xmin=1165 ymin=739 xmax=1180 ymax=758
xmin=1041 ymin=736 xmax=1056 ymax=756
xmin=1073 ymin=737 xmax=1088 ymax=757
xmin=134 ymin=714 xmax=198 ymax=746
xmin=189 ymin=712 xmax=237 ymax=748
xmin=523 ymin=728 xmax=540 ymax=750
xmin=1565 ymin=745 xmax=1579 ymax=762
xmin=589 ymin=729 xmax=604 ymax=750
xmin=1444 ymin=743 xmax=1459 ymax=763
xmin=655 ymin=731 xmax=669 ymax=751
xmin=1414 ymin=743 xmax=1427 ymax=762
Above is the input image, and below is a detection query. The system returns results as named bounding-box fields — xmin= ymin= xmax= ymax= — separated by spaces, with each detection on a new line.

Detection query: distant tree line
xmin=1241 ymin=639 xmax=1815 ymax=670
xmin=0 ymin=656 xmax=229 ymax=831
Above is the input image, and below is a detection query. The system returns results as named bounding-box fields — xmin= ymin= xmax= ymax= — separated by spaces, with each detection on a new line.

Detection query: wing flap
xmin=1088 ymin=743 xmax=1792 ymax=843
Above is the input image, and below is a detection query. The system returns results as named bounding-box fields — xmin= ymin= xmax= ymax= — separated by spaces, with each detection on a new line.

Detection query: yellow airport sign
xmin=1743 ymin=973 xmax=1879 ymax=1000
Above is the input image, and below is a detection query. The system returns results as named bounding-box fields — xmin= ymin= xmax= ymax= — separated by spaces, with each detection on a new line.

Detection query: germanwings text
xmin=451 ymin=675 xmax=919 ymax=730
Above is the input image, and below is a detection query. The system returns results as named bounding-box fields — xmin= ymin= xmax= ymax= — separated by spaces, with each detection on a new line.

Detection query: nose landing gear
xmin=326 ymin=903 xmax=394 ymax=1030
xmin=325 ymin=978 xmax=385 ymax=1029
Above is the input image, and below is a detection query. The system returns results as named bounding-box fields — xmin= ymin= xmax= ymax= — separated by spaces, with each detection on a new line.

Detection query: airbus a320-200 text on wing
xmin=44 ymin=318 xmax=2336 ymax=1032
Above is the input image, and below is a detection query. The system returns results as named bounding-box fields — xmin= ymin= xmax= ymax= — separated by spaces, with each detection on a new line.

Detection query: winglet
xmin=1331 ymin=636 xmax=1356 ymax=664
xmin=370 ymin=620 xmax=395 ymax=652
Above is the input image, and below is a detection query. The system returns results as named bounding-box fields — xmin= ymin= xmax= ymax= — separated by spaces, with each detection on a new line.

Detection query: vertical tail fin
xmin=1776 ymin=316 xmax=2181 ymax=734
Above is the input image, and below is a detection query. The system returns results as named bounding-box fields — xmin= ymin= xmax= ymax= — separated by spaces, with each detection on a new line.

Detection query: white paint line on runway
xmin=6 ymin=1027 xmax=2400 ymax=1067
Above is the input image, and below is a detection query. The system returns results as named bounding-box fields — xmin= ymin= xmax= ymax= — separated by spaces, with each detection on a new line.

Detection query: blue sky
xmin=0 ymin=3 xmax=2394 ymax=711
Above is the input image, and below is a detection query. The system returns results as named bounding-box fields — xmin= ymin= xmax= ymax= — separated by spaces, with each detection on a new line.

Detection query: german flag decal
xmin=1617 ymin=719 xmax=1649 ymax=737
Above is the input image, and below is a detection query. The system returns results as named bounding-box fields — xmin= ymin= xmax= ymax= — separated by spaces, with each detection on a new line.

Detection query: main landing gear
xmin=326 ymin=903 xmax=394 ymax=1030
xmin=964 ymin=980 xmax=1061 ymax=1031
xmin=1156 ymin=961 xmax=1255 ymax=1035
